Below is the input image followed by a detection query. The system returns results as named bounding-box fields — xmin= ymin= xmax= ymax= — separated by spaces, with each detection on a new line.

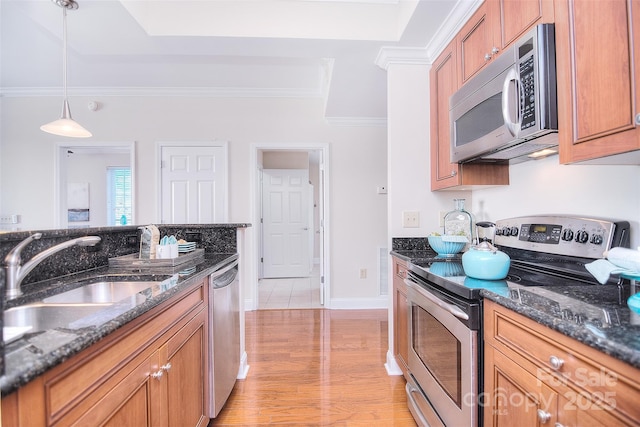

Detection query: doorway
xmin=55 ymin=142 xmax=136 ymax=228
xmin=251 ymin=144 xmax=330 ymax=310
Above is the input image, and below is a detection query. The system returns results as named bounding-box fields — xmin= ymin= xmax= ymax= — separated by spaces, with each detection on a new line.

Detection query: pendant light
xmin=40 ymin=0 xmax=92 ymax=138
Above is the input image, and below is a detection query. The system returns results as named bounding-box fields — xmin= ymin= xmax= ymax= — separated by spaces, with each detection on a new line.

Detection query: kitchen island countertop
xmin=1 ymin=253 xmax=237 ymax=396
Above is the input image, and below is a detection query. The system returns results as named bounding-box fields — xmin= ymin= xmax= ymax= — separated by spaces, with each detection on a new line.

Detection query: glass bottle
xmin=444 ymin=199 xmax=474 ymax=245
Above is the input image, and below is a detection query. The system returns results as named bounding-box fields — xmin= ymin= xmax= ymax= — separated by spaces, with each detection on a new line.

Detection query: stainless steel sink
xmin=4 ymin=302 xmax=112 ymax=332
xmin=4 ymin=278 xmax=170 ymax=341
xmin=43 ymin=281 xmax=159 ymax=304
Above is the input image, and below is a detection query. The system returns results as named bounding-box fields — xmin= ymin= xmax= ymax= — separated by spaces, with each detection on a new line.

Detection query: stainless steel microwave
xmin=450 ymin=24 xmax=558 ymax=164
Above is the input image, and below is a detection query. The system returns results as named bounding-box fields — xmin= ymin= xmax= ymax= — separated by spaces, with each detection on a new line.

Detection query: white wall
xmin=0 ymin=95 xmax=388 ymax=306
xmin=386 ymin=65 xmax=640 ymax=249
xmin=386 ymin=63 xmax=471 ymax=242
xmin=471 ymin=156 xmax=640 ymax=249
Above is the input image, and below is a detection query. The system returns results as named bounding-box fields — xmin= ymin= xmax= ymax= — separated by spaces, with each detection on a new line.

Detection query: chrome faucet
xmin=3 ymin=233 xmax=101 ymax=299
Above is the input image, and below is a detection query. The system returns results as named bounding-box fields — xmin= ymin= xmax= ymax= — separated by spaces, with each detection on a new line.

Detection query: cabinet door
xmin=458 ymin=2 xmax=498 ymax=85
xmin=484 ymin=345 xmax=558 ymax=427
xmin=496 ymin=0 xmax=554 ymax=51
xmin=556 ymin=0 xmax=640 ymax=163
xmin=430 ymin=40 xmax=461 ymax=190
xmin=392 ymin=257 xmax=409 ymax=377
xmin=65 ymin=352 xmax=163 ymax=427
xmin=163 ymin=307 xmax=208 ymax=427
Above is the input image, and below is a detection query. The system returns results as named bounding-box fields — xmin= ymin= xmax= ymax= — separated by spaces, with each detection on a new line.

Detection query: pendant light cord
xmin=55 ymin=0 xmax=78 ymax=101
xmin=62 ymin=6 xmax=68 ymax=102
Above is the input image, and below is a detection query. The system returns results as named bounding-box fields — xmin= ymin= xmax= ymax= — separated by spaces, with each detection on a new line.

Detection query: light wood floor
xmin=210 ymin=309 xmax=416 ymax=426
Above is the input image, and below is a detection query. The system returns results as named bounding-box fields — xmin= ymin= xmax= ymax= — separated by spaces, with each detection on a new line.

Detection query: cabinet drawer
xmin=394 ymin=258 xmax=408 ymax=279
xmin=485 ymin=300 xmax=640 ymax=425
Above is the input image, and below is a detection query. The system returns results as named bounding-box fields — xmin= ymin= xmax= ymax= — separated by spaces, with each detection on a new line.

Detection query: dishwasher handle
xmin=210 ymin=259 xmax=239 ymax=289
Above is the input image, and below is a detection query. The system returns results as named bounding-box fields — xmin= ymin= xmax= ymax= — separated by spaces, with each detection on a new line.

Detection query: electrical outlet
xmin=359 ymin=268 xmax=367 ymax=279
xmin=0 ymin=214 xmax=19 ymax=224
xmin=402 ymin=211 xmax=420 ymax=228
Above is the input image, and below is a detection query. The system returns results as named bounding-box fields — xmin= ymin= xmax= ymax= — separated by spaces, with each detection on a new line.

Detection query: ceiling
xmin=0 ymin=0 xmax=474 ymax=122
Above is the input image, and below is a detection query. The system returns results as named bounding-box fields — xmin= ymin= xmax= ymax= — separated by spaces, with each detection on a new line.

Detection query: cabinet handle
xmin=635 ymin=113 xmax=640 ymax=125
xmin=161 ymin=362 xmax=172 ymax=372
xmin=554 ymin=423 xmax=566 ymax=427
xmin=151 ymin=370 xmax=164 ymax=380
xmin=537 ymin=409 xmax=551 ymax=423
xmin=491 ymin=47 xmax=499 ymax=55
xmin=450 ymin=170 xmax=457 ymax=177
xmin=484 ymin=53 xmax=492 ymax=61
xmin=549 ymin=355 xmax=564 ymax=370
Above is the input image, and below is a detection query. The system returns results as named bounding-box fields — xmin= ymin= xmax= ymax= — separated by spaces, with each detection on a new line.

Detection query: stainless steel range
xmin=404 ymin=215 xmax=630 ymax=427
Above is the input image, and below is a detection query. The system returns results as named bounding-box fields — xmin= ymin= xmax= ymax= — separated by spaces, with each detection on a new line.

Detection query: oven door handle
xmin=405 ymin=278 xmax=470 ymax=321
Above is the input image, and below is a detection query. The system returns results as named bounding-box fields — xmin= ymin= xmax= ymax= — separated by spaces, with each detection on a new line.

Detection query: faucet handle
xmin=4 ymin=233 xmax=43 ymax=266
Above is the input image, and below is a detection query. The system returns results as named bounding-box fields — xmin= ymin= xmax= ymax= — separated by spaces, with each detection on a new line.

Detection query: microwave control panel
xmin=519 ymin=56 xmax=536 ymax=130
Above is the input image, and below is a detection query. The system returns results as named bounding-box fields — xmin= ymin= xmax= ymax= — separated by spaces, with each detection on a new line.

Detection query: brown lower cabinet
xmin=484 ymin=299 xmax=640 ymax=426
xmin=392 ymin=256 xmax=409 ymax=379
xmin=2 ymin=280 xmax=209 ymax=427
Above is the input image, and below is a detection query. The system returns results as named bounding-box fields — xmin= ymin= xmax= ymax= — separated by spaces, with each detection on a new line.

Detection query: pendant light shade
xmin=41 ymin=0 xmax=92 ymax=138
xmin=41 ymin=99 xmax=92 ymax=137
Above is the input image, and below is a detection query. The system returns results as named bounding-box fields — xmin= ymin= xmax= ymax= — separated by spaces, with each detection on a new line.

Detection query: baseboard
xmin=328 ymin=296 xmax=389 ymax=310
xmin=237 ymin=351 xmax=250 ymax=379
xmin=385 ymin=350 xmax=403 ymax=376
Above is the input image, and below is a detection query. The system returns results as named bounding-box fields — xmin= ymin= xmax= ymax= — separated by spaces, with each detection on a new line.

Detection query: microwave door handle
xmin=501 ymin=68 xmax=520 ymax=136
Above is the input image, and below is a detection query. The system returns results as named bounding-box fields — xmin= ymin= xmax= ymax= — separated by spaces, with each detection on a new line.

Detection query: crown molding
xmin=0 ymin=86 xmax=324 ymax=98
xmin=375 ymin=0 xmax=484 ymax=70
xmin=374 ymin=46 xmax=430 ymax=70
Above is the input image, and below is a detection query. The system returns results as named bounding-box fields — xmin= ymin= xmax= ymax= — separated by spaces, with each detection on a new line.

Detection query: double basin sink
xmin=4 ymin=277 xmax=172 ymax=340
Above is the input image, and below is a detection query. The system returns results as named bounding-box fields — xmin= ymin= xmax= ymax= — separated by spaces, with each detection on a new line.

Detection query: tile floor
xmin=258 ymin=265 xmax=322 ymax=309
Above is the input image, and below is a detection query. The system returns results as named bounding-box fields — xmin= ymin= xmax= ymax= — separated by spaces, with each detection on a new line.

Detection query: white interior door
xmin=160 ymin=145 xmax=227 ymax=224
xmin=262 ymin=169 xmax=310 ymax=278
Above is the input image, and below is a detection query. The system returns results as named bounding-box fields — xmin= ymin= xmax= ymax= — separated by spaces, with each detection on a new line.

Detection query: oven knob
xmin=510 ymin=227 xmax=519 ymax=237
xmin=575 ymin=230 xmax=589 ymax=244
xmin=590 ymin=234 xmax=604 ymax=245
xmin=562 ymin=229 xmax=574 ymax=241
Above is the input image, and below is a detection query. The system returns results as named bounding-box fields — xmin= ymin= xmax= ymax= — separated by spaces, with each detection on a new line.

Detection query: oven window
xmin=412 ymin=305 xmax=462 ymax=407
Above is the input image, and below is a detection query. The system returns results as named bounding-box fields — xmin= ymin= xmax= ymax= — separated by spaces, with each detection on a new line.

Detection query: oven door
xmin=405 ymin=277 xmax=478 ymax=427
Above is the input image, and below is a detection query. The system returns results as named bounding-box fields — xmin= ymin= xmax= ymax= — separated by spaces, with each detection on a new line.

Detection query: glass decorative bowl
xmin=428 ymin=235 xmax=467 ymax=257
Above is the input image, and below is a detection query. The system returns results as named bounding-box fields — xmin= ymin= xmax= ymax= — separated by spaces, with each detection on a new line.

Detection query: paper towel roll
xmin=604 ymin=247 xmax=640 ymax=272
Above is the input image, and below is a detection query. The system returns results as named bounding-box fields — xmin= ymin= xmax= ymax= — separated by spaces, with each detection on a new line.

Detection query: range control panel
xmin=494 ymin=215 xmax=630 ymax=259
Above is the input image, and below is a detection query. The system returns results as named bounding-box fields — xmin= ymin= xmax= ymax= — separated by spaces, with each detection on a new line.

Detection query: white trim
xmin=155 ymin=140 xmax=229 ymax=224
xmin=374 ymin=46 xmax=431 ymax=70
xmin=248 ymin=142 xmax=331 ymax=311
xmin=328 ymin=296 xmax=389 ymax=310
xmin=374 ymin=0 xmax=484 ymax=70
xmin=54 ymin=141 xmax=136 ymax=228
xmin=385 ymin=350 xmax=404 ymax=376
xmin=1 ymin=86 xmax=324 ymax=99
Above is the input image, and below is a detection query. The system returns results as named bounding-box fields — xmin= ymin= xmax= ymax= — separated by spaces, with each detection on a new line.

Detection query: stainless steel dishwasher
xmin=208 ymin=257 xmax=240 ymax=418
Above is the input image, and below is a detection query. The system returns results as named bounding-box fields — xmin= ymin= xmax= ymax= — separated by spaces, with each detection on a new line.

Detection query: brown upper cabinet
xmin=555 ymin=0 xmax=640 ymax=163
xmin=430 ymin=5 xmax=511 ymax=191
xmin=458 ymin=0 xmax=554 ymax=86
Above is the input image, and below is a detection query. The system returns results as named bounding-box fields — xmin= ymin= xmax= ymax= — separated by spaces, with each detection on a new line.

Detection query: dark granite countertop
xmin=392 ymin=244 xmax=640 ymax=371
xmin=0 ymin=253 xmax=237 ymax=396
xmin=481 ymin=283 xmax=640 ymax=369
